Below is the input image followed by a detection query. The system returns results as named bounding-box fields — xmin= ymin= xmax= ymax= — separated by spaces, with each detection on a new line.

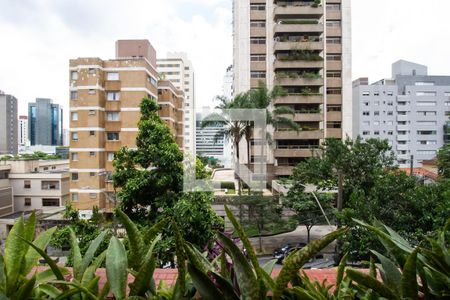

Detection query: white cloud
xmin=0 ymin=0 xmax=232 ymax=126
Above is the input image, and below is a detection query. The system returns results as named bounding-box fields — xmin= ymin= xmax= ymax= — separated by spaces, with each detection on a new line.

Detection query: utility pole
xmin=410 ymin=155 xmax=414 ymax=177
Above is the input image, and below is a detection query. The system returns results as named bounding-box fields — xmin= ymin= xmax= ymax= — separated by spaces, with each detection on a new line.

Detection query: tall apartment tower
xmin=233 ymin=0 xmax=352 ymax=177
xmin=157 ymin=53 xmax=196 ymax=155
xmin=69 ymin=40 xmax=185 ymax=210
xmin=0 ymin=92 xmax=18 ymax=155
xmin=353 ymin=60 xmax=450 ymax=167
xmin=18 ymin=116 xmax=29 ymax=146
xmin=28 ymin=98 xmax=63 ymax=146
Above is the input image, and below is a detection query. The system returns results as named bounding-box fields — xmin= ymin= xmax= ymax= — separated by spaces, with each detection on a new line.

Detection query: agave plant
xmin=0 ymin=212 xmax=66 ymax=299
xmin=185 ymin=205 xmax=348 ymax=300
xmin=347 ymin=218 xmax=450 ymax=299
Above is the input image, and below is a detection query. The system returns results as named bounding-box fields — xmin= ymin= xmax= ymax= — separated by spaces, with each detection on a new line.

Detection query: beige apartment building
xmin=158 ymin=80 xmax=185 ymax=148
xmin=69 ymin=40 xmax=185 ymax=210
xmin=233 ymin=0 xmax=352 ymax=178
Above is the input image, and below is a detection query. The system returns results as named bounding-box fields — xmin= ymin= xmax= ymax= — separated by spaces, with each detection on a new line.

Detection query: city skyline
xmin=2 ymin=0 xmax=450 ymax=126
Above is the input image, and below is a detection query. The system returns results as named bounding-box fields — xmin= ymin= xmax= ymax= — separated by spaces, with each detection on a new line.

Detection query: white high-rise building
xmin=223 ymin=65 xmax=234 ymax=99
xmin=157 ymin=53 xmax=196 ymax=155
xmin=18 ymin=116 xmax=29 ymax=146
xmin=353 ymin=60 xmax=450 ymax=167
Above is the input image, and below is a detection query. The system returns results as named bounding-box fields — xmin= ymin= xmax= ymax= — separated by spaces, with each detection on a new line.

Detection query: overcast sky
xmin=1 ymin=0 xmax=450 ymax=125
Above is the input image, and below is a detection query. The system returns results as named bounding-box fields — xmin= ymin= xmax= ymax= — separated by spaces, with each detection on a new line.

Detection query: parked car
xmin=272 ymin=242 xmax=306 ymax=264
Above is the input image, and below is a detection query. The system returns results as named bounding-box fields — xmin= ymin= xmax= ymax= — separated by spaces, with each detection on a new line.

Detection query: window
xmin=362 ymin=121 xmax=370 ymax=126
xmin=445 ymin=101 xmax=450 ymax=106
xmin=327 ymin=71 xmax=341 ymax=78
xmin=327 ymin=105 xmax=341 ymax=112
xmin=148 ymin=76 xmax=157 ymax=86
xmin=42 ymin=199 xmax=59 ymax=207
xmin=418 ymin=140 xmax=437 ymax=145
xmin=374 ymin=101 xmax=380 ymax=106
xmin=387 ymin=111 xmax=393 ymax=116
xmin=362 ymin=111 xmax=370 ymax=116
xmin=374 ymin=92 xmax=380 ymax=96
xmin=415 ymin=82 xmax=434 ymax=86
xmin=251 ymin=71 xmax=266 ymax=78
xmin=71 ymin=71 xmax=78 ymax=80
xmin=387 ymin=91 xmax=394 ymax=96
xmin=387 ymin=101 xmax=394 ymax=106
xmin=90 ymin=172 xmax=96 ymax=177
xmin=107 ymin=152 xmax=115 ymax=161
xmin=70 ymin=91 xmax=78 ymax=100
xmin=24 ymin=198 xmax=31 ymax=207
xmin=107 ymin=132 xmax=120 ymax=141
xmin=387 ymin=121 xmax=393 ymax=125
xmin=107 ymin=92 xmax=120 ymax=101
xmin=374 ymin=111 xmax=380 ymax=116
xmin=417 ymin=130 xmax=437 ymax=135
xmin=250 ymin=54 xmax=266 ymax=61
xmin=374 ymin=131 xmax=380 ymax=135
xmin=89 ymin=152 xmax=96 ymax=157
xmin=327 ymin=87 xmax=341 ymax=95
xmin=88 ymin=110 xmax=96 ymax=115
xmin=250 ymin=20 xmax=266 ymax=27
xmin=416 ymin=91 xmax=436 ymax=96
xmin=72 ymin=173 xmax=79 ymax=181
xmin=106 ymin=112 xmax=120 ymax=121
xmin=41 ymin=181 xmax=60 ymax=190
xmin=374 ymin=121 xmax=380 ymax=126
xmin=326 ymin=54 xmax=341 ymax=61
xmin=250 ymin=37 xmax=266 ymax=44
xmin=362 ymin=91 xmax=370 ymax=96
xmin=71 ymin=153 xmax=78 ymax=161
xmin=326 ymin=3 xmax=341 ymax=10
xmin=388 ymin=131 xmax=394 ymax=135
xmin=71 ymin=112 xmax=78 ymax=121
xmin=89 ymin=131 xmax=95 ymax=136
xmin=326 ymin=20 xmax=341 ymax=27
xmin=88 ymin=89 xmax=96 ymax=95
xmin=445 ymin=92 xmax=450 ymax=97
xmin=72 ymin=132 xmax=78 ymax=141
xmin=107 ymin=72 xmax=119 ymax=81
xmin=71 ymin=193 xmax=79 ymax=202
xmin=417 ymin=121 xmax=437 ymax=126
xmin=24 ymin=180 xmax=31 ymax=189
xmin=417 ymin=111 xmax=437 ymax=116
xmin=417 ymin=101 xmax=436 ymax=106
xmin=327 ymin=121 xmax=341 ymax=128
xmin=326 ymin=37 xmax=341 ymax=44
xmin=363 ymin=102 xmax=369 ymax=106
xmin=88 ymin=68 xmax=95 ymax=74
xmin=417 ymin=150 xmax=437 ymax=155
xmin=89 ymin=193 xmax=97 ymax=199
xmin=362 ymin=131 xmax=370 ymax=135
xmin=250 ymin=3 xmax=265 ymax=10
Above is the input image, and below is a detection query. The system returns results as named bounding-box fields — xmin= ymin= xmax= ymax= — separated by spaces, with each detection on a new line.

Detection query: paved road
xmin=249 ymin=225 xmax=337 ymax=254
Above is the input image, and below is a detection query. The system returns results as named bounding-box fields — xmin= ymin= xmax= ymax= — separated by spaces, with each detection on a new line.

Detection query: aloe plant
xmin=347 ymin=218 xmax=450 ymax=299
xmin=185 ymin=205 xmax=347 ymax=300
xmin=0 ymin=212 xmax=70 ymax=299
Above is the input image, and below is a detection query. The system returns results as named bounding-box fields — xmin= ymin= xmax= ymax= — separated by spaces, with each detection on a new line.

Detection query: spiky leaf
xmin=106 ymin=237 xmax=127 ymax=300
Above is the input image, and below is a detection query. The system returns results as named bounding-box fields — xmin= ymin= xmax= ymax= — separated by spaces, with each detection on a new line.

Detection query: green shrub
xmin=220 ymin=181 xmax=236 ymax=190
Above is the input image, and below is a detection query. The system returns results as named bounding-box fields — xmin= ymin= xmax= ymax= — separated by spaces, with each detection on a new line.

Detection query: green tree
xmin=232 ymin=195 xmax=284 ymax=252
xmin=113 ymin=97 xmax=184 ymax=221
xmin=437 ymin=144 xmax=450 ymax=179
xmin=282 ymin=183 xmax=334 ymax=243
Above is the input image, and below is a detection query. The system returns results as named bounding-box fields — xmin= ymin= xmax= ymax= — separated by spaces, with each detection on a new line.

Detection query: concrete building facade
xmin=28 ymin=98 xmax=63 ymax=146
xmin=353 ymin=60 xmax=450 ymax=167
xmin=0 ymin=92 xmax=18 ymax=155
xmin=233 ymin=0 xmax=352 ymax=178
xmin=18 ymin=116 xmax=29 ymax=146
xmin=157 ymin=53 xmax=196 ymax=155
xmin=69 ymin=40 xmax=185 ymax=210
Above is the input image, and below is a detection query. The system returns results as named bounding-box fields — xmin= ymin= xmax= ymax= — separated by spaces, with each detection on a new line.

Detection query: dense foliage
xmin=0 ymin=207 xmax=448 ymax=299
xmin=112 ymin=97 xmax=223 ymax=262
xmin=437 ymin=143 xmax=450 ymax=179
xmin=0 ymin=151 xmax=63 ymax=161
xmin=288 ymin=137 xmax=450 ymax=260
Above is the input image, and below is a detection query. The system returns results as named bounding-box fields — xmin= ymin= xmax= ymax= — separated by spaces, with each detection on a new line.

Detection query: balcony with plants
xmin=274 ymin=33 xmax=323 ymax=51
xmin=275 ymin=50 xmax=324 ymax=69
xmin=275 ymin=70 xmax=323 ymax=86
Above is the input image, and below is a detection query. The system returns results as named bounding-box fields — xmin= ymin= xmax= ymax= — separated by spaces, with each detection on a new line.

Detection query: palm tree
xmin=201 ymin=94 xmax=249 ymax=194
xmin=245 ymin=81 xmax=300 ymax=176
